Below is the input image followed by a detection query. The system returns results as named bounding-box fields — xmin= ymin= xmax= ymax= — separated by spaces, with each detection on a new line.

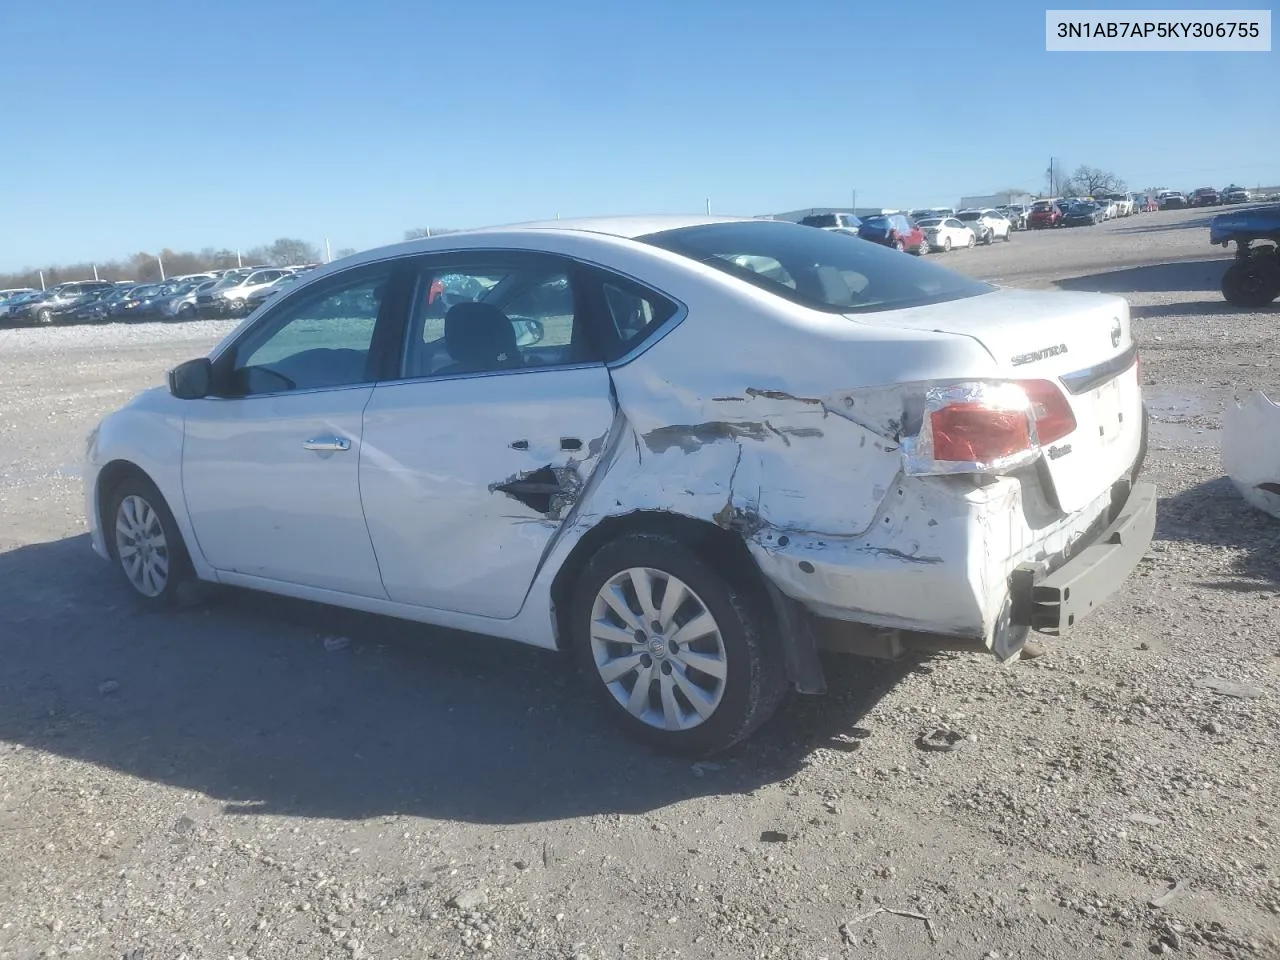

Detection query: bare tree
xmin=333 ymin=247 xmax=358 ymax=259
xmin=266 ymin=238 xmax=321 ymax=266
xmin=1069 ymin=165 xmax=1126 ymax=196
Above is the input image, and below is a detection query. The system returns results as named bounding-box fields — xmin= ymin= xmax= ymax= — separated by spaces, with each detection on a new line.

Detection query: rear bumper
xmin=1009 ymin=480 xmax=1156 ymax=634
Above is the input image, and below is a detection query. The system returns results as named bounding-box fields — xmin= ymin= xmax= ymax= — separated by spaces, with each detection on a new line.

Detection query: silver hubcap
xmin=589 ymin=567 xmax=727 ymax=731
xmin=115 ymin=495 xmax=169 ymax=597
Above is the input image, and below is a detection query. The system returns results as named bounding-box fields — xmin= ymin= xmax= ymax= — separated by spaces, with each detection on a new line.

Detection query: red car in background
xmin=856 ymin=213 xmax=929 ymax=254
xmin=1027 ymin=199 xmax=1064 ymax=228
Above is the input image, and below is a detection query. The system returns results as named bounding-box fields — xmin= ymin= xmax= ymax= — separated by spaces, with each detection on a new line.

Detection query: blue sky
xmin=1 ymin=0 xmax=1276 ymax=270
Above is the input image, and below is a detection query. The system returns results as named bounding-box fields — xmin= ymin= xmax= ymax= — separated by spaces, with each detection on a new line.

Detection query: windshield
xmin=800 ymin=214 xmax=839 ymax=228
xmin=213 ymin=274 xmax=247 ymax=289
xmin=861 ymin=216 xmax=889 ymax=228
xmin=917 ymin=219 xmax=944 ymax=227
xmin=640 ymin=220 xmax=992 ymax=314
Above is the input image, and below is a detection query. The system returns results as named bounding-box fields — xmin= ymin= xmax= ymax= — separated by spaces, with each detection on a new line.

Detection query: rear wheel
xmin=570 ymin=532 xmax=788 ymax=755
xmin=983 ymin=229 xmax=993 ymax=245
xmin=894 ymin=239 xmax=905 ymax=252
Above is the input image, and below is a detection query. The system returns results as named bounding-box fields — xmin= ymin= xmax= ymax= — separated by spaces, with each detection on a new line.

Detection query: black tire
xmin=105 ymin=473 xmax=196 ymax=609
xmin=983 ymin=229 xmax=993 ymax=245
xmin=178 ymin=303 xmax=195 ymax=319
xmin=1222 ymin=255 xmax=1280 ymax=308
xmin=894 ymin=239 xmax=905 ymax=252
xmin=967 ymin=234 xmax=976 ymax=248
xmin=1003 ymin=227 xmax=1012 ymax=242
xmin=942 ymin=237 xmax=952 ymax=252
xmin=569 ymin=532 xmax=788 ymax=755
xmin=35 ymin=307 xmax=53 ymax=325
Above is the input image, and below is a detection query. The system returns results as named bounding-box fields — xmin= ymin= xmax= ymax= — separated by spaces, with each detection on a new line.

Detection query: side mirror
xmin=169 ymin=357 xmax=213 ymax=399
xmin=513 ymin=318 xmax=545 ymax=348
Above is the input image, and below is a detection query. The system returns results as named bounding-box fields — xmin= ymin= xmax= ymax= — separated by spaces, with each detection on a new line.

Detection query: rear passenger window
xmin=599 ymin=279 xmax=678 ymax=361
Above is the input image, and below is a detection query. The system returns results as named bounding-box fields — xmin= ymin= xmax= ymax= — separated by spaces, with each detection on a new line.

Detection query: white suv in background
xmin=955 ymin=209 xmax=1013 ymax=245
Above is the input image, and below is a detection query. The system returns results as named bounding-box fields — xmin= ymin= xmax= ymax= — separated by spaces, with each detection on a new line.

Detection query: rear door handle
xmin=302 ymin=437 xmax=351 ymax=452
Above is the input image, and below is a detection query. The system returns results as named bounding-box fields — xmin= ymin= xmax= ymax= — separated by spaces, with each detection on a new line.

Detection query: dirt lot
xmin=1 ymin=207 xmax=1278 ymax=960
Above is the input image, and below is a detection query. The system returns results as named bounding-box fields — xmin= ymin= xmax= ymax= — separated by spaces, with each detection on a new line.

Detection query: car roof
xmin=312 ymin=215 xmax=766 ymax=275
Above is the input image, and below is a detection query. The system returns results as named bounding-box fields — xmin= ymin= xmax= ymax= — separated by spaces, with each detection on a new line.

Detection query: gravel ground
xmin=1 ymin=207 xmax=1278 ymax=960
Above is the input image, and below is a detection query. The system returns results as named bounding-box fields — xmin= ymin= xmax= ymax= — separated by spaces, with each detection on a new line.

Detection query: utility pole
xmin=325 ymin=238 xmax=332 ymax=263
xmin=39 ymin=270 xmax=45 ymax=291
xmin=236 ymin=249 xmax=243 ymax=268
xmin=851 ymin=189 xmax=857 ymax=214
xmin=92 ymin=264 xmax=99 ymax=281
xmin=157 ymin=256 xmax=166 ymax=281
xmin=705 ymin=198 xmax=711 ymax=215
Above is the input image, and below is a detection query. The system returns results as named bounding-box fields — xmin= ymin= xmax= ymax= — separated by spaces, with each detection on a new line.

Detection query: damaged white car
xmin=84 ymin=216 xmax=1156 ymax=753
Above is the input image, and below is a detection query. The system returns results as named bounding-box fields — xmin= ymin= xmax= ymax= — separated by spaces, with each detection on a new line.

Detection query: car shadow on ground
xmin=1055 ymin=258 xmax=1231 ymax=295
xmin=1109 ymin=213 xmax=1220 ymax=235
xmin=0 ymin=535 xmax=914 ymax=825
xmin=1157 ymin=477 xmax=1280 ymax=587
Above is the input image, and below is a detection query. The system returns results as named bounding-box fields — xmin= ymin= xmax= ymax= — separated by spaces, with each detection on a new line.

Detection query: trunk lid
xmin=853 ymin=287 xmax=1142 ymax=513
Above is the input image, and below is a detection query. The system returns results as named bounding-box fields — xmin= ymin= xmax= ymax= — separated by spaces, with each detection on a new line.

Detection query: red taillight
xmin=901 ymin=380 xmax=1078 ymax=476
xmin=1017 ymin=379 xmax=1077 ymax=444
xmin=930 ymin=403 xmax=1032 ymax=462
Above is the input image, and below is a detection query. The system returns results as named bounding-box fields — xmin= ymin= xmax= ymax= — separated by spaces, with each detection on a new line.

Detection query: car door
xmin=358 ymin=251 xmax=636 ymax=620
xmin=180 ymin=258 xmax=406 ymax=596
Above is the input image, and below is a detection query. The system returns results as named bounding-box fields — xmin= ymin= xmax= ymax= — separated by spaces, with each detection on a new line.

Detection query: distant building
xmin=957 ymin=191 xmax=1035 ymax=209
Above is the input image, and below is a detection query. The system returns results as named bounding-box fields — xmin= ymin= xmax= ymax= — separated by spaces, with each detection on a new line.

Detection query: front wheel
xmin=894 ymin=239 xmax=905 ymax=252
xmin=35 ymin=307 xmax=53 ymax=325
xmin=1003 ymin=227 xmax=1012 ymax=242
xmin=942 ymin=237 xmax=952 ymax=252
xmin=570 ymin=533 xmax=788 ymax=755
xmin=106 ymin=474 xmax=195 ymax=608
xmin=967 ymin=234 xmax=976 ymax=248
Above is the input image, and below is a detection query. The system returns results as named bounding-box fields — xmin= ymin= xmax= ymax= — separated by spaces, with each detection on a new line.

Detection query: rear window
xmin=800 ymin=214 xmax=839 ymax=228
xmin=956 ymin=211 xmax=981 ymax=220
xmin=639 ymin=220 xmax=992 ymax=314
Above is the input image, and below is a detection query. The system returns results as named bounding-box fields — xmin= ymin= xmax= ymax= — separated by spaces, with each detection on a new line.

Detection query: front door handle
xmin=302 ymin=437 xmax=351 ymax=452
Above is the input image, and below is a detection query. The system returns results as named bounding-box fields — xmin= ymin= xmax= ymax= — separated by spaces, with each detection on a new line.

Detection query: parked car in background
xmin=0 ymin=289 xmax=44 ymax=323
xmin=1099 ymin=194 xmax=1133 ymax=217
xmin=8 ymin=280 xmax=115 ymax=324
xmin=909 ymin=207 xmax=955 ymax=222
xmin=997 ymin=205 xmax=1029 ymax=230
xmin=74 ymin=284 xmax=133 ymax=322
xmin=1222 ymin=186 xmax=1252 ymax=204
xmin=243 ymin=272 xmax=302 ymax=310
xmin=1091 ymin=198 xmax=1117 ymax=220
xmin=84 ymin=214 xmax=1153 ymax=753
xmin=954 ymin=209 xmax=1012 ymax=244
xmin=1062 ymin=200 xmax=1104 ymax=227
xmin=1191 ymin=187 xmax=1222 ymax=207
xmin=799 ymin=212 xmax=862 ymax=236
xmin=856 ymin=214 xmax=928 ymax=254
xmin=916 ymin=216 xmax=976 ymax=252
xmin=1158 ymin=191 xmax=1188 ymax=210
xmin=1027 ymin=199 xmax=1064 ymax=228
xmin=154 ymin=280 xmax=214 ymax=321
xmin=0 ymin=287 xmax=37 ymax=304
xmin=112 ymin=283 xmax=174 ymax=321
xmin=197 ymin=268 xmax=291 ymax=317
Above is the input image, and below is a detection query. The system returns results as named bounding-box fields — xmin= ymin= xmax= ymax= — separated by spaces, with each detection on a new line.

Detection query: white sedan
xmin=916 ymin=217 xmax=977 ymax=252
xmin=85 ymin=216 xmax=1155 ymax=754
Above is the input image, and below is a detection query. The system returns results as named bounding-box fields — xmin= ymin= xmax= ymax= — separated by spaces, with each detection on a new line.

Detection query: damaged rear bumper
xmin=1008 ymin=480 xmax=1157 ymax=634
